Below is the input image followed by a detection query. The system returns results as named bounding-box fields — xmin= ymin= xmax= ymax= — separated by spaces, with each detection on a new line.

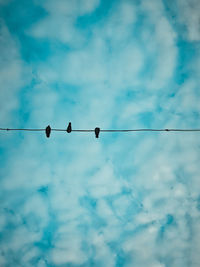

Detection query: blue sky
xmin=0 ymin=0 xmax=200 ymax=266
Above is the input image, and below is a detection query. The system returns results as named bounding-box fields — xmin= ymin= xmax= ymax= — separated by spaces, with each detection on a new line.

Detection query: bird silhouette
xmin=95 ymin=127 xmax=100 ymax=138
xmin=67 ymin=122 xmax=72 ymax=133
xmin=45 ymin=125 xmax=51 ymax=138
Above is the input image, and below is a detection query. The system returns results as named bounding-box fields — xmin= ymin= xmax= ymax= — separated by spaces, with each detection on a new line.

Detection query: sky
xmin=0 ymin=0 xmax=200 ymax=266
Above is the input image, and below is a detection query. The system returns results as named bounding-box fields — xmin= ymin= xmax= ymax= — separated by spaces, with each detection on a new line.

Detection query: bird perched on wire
xmin=95 ymin=127 xmax=100 ymax=138
xmin=66 ymin=122 xmax=72 ymax=133
xmin=45 ymin=125 xmax=51 ymax=138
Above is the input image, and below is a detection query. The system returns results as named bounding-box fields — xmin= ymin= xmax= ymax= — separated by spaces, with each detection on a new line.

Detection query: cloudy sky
xmin=1 ymin=0 xmax=200 ymax=266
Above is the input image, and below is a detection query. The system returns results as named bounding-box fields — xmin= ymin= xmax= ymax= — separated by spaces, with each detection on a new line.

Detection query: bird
xmin=95 ymin=127 xmax=100 ymax=138
xmin=66 ymin=122 xmax=72 ymax=133
xmin=45 ymin=125 xmax=51 ymax=138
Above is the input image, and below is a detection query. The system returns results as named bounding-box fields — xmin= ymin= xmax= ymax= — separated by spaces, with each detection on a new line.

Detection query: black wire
xmin=0 ymin=128 xmax=45 ymax=131
xmin=101 ymin=129 xmax=200 ymax=132
xmin=1 ymin=128 xmax=200 ymax=132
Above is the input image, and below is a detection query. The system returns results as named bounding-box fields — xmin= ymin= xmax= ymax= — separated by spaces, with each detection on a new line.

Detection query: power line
xmin=1 ymin=128 xmax=200 ymax=132
xmin=1 ymin=123 xmax=200 ymax=138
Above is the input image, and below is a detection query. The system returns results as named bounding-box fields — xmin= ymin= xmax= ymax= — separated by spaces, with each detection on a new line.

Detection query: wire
xmin=0 ymin=128 xmax=45 ymax=131
xmin=99 ymin=129 xmax=200 ymax=132
xmin=1 ymin=128 xmax=200 ymax=132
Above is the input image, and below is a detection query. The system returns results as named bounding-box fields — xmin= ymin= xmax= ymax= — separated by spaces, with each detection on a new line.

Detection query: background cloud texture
xmin=0 ymin=0 xmax=200 ymax=266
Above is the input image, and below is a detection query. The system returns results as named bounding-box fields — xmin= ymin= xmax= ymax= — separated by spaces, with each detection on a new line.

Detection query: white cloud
xmin=79 ymin=0 xmax=100 ymax=15
xmin=8 ymin=226 xmax=41 ymax=251
xmin=37 ymin=259 xmax=47 ymax=267
xmin=37 ymin=0 xmax=100 ymax=16
xmin=29 ymin=0 xmax=100 ymax=45
xmin=0 ymin=254 xmax=6 ymax=266
xmin=28 ymin=0 xmax=142 ymax=92
xmin=90 ymin=231 xmax=116 ymax=267
xmin=140 ymin=0 xmax=177 ymax=90
xmin=1 ymin=0 xmax=200 ymax=266
xmin=0 ymin=20 xmax=31 ymax=126
xmin=33 ymin=0 xmax=177 ymax=110
xmin=176 ymin=0 xmax=200 ymax=41
xmin=51 ymin=238 xmax=87 ymax=265
xmin=22 ymin=194 xmax=49 ymax=231
xmin=21 ymin=247 xmax=40 ymax=265
xmin=170 ymin=80 xmax=200 ymax=113
xmin=87 ymin=162 xmax=122 ymax=198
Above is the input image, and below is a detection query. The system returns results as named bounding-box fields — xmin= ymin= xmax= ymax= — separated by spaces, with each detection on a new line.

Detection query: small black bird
xmin=95 ymin=127 xmax=100 ymax=138
xmin=67 ymin=122 xmax=72 ymax=133
xmin=45 ymin=125 xmax=51 ymax=138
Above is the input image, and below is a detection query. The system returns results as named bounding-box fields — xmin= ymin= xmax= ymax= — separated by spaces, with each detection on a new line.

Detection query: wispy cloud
xmin=0 ymin=20 xmax=30 ymax=126
xmin=0 ymin=0 xmax=200 ymax=266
